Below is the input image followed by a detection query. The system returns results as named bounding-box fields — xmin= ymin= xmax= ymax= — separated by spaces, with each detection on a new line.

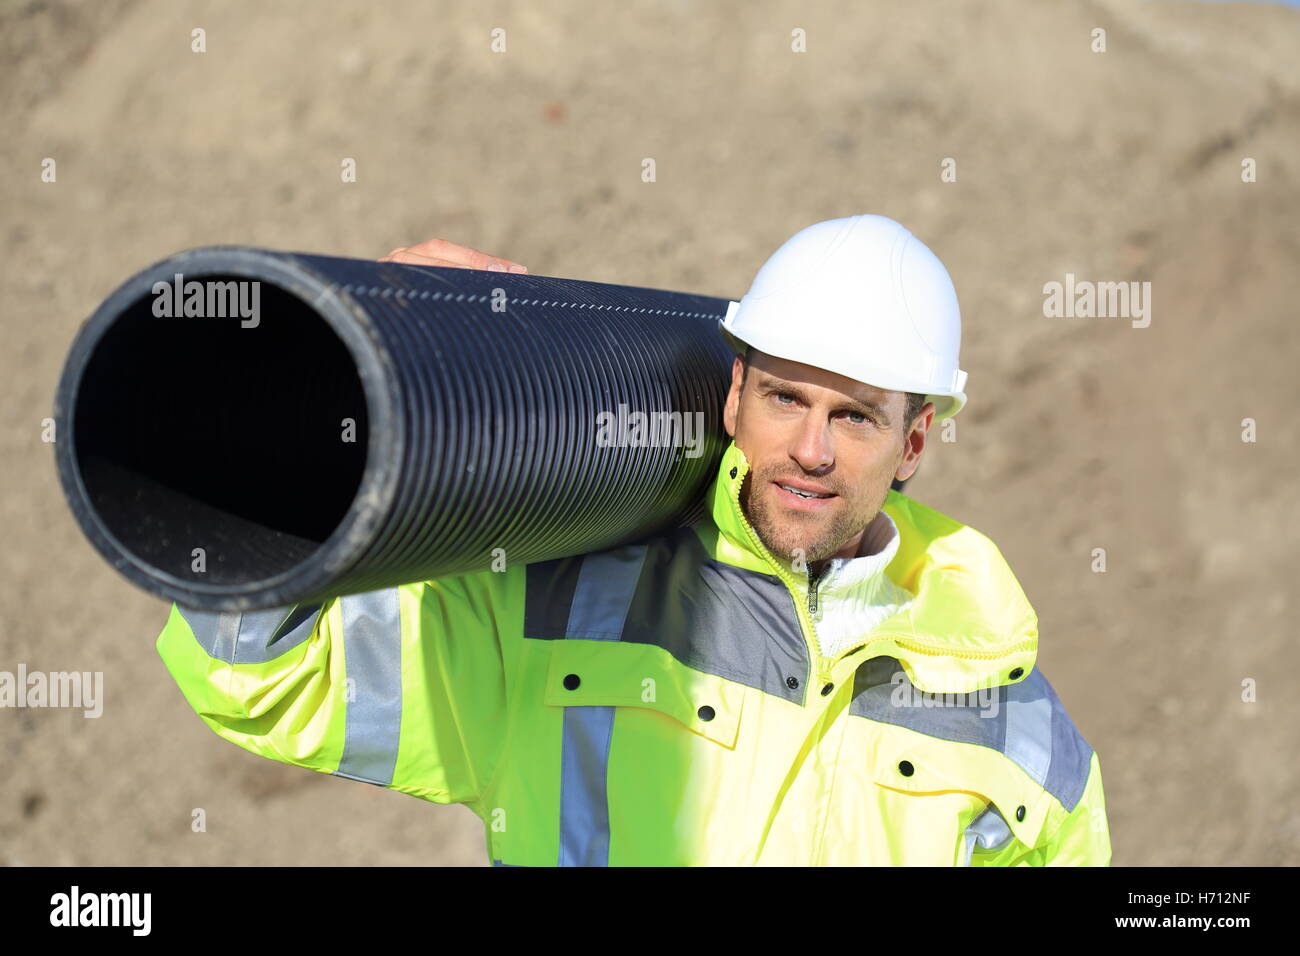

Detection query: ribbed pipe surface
xmin=54 ymin=246 xmax=736 ymax=611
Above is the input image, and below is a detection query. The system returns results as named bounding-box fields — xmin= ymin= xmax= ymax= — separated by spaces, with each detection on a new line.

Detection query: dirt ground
xmin=2 ymin=0 xmax=1297 ymax=866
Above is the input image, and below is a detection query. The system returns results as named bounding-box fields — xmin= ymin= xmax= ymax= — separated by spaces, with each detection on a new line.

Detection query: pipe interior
xmin=72 ymin=274 xmax=369 ymax=587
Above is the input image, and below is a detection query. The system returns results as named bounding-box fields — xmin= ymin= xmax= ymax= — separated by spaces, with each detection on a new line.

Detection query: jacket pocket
xmin=543 ymin=638 xmax=744 ymax=749
xmin=870 ymin=733 xmax=1051 ymax=860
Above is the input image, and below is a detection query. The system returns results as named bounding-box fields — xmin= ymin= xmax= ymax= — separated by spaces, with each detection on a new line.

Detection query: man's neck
xmin=808 ymin=511 xmax=892 ymax=577
xmin=855 ymin=511 xmax=893 ymax=558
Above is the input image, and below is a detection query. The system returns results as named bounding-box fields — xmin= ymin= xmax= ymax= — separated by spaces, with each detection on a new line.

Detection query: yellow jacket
xmin=157 ymin=439 xmax=1111 ymax=865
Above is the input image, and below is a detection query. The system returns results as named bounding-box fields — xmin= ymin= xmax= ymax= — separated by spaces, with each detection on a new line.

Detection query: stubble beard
xmin=741 ymin=469 xmax=882 ymax=565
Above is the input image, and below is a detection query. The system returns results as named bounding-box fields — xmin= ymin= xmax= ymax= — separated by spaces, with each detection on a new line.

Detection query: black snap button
xmin=697 ymin=705 xmax=715 ymax=722
xmin=729 ymin=466 xmax=738 ymax=479
xmin=1009 ymin=667 xmax=1024 ymax=680
xmin=786 ymin=676 xmax=799 ymax=689
xmin=1016 ymin=805 xmax=1026 ymax=822
xmin=562 ymin=673 xmax=581 ymax=690
xmin=821 ymin=682 xmax=834 ymax=696
xmin=898 ymin=760 xmax=914 ymax=777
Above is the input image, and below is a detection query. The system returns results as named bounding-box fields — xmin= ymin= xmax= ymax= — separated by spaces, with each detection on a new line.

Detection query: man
xmin=157 ymin=215 xmax=1111 ymax=865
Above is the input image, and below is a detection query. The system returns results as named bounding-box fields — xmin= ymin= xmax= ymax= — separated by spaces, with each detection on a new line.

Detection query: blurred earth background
xmin=1 ymin=0 xmax=1298 ymax=865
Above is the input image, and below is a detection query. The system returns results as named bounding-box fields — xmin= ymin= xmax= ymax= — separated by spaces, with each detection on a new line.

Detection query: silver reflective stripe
xmin=962 ymin=802 xmax=1014 ymax=865
xmin=565 ymin=545 xmax=649 ymax=638
xmin=850 ymin=661 xmax=1094 ymax=813
xmin=179 ymin=604 xmax=321 ymax=665
xmin=557 ymin=545 xmax=648 ymax=866
xmin=559 ymin=705 xmax=617 ymax=866
xmin=335 ymin=589 xmax=403 ymax=786
xmin=1003 ymin=694 xmax=1053 ymax=787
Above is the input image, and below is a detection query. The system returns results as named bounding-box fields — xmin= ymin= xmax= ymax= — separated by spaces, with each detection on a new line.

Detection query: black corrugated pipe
xmin=53 ymin=247 xmax=736 ymax=611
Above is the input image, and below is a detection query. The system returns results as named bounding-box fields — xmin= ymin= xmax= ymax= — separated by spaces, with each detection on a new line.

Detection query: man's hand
xmin=378 ymin=238 xmax=528 ymax=273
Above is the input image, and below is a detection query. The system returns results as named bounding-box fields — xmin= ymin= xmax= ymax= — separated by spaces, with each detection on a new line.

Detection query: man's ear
xmin=894 ymin=401 xmax=934 ymax=482
xmin=723 ymin=356 xmax=744 ymax=438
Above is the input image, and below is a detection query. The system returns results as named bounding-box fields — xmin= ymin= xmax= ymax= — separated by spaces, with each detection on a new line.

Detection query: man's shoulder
xmin=860 ymin=657 xmax=1097 ymax=818
xmin=1005 ymin=665 xmax=1098 ymax=813
xmin=882 ymin=489 xmax=1008 ymax=555
xmin=409 ymin=523 xmax=702 ymax=602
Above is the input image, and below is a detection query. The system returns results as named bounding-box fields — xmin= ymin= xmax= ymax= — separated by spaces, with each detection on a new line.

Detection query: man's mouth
xmin=772 ymin=480 xmax=836 ymax=507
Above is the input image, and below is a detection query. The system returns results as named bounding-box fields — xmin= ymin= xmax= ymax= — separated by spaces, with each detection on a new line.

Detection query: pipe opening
xmin=72 ymin=274 xmax=369 ymax=587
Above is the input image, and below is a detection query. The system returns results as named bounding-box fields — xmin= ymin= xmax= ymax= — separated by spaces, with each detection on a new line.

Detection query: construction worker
xmin=156 ymin=215 xmax=1111 ymax=866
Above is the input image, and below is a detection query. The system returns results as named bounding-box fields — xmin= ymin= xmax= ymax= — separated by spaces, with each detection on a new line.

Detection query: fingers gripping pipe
xmin=54 ymin=247 xmax=737 ymax=611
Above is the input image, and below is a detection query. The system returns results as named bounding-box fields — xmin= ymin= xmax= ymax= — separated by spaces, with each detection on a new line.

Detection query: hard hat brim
xmin=716 ymin=320 xmax=966 ymax=421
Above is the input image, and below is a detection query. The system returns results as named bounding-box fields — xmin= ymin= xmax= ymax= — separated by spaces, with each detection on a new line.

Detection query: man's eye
xmin=845 ymin=411 xmax=870 ymax=425
xmin=775 ymin=392 xmax=796 ymax=405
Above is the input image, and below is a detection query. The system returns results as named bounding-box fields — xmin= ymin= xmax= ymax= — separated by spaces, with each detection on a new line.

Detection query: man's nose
xmin=790 ymin=415 xmax=834 ymax=472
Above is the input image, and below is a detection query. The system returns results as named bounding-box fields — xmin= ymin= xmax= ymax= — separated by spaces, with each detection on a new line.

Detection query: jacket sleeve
xmin=155 ymin=568 xmax=524 ymax=809
xmin=1018 ymin=750 xmax=1112 ymax=866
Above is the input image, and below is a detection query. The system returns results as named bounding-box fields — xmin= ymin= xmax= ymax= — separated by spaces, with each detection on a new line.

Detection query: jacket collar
xmin=697 ymin=440 xmax=1039 ymax=693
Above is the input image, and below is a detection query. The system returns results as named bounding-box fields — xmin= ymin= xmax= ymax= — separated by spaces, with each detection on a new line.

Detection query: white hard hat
xmin=719 ymin=214 xmax=968 ymax=420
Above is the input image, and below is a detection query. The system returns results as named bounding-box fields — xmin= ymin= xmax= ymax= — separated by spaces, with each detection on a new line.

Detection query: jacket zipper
xmin=730 ymin=465 xmax=827 ymax=687
xmin=807 ymin=563 xmax=823 ymax=616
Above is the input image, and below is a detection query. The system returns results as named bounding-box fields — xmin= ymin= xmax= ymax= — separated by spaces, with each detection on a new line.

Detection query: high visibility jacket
xmin=156 ymin=439 xmax=1111 ymax=866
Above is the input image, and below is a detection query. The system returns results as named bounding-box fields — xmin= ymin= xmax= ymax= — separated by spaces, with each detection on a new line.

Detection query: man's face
xmin=722 ymin=349 xmax=933 ymax=566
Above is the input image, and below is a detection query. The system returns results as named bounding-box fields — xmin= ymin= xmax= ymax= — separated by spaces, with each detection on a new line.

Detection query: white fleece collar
xmin=778 ymin=509 xmax=917 ymax=660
